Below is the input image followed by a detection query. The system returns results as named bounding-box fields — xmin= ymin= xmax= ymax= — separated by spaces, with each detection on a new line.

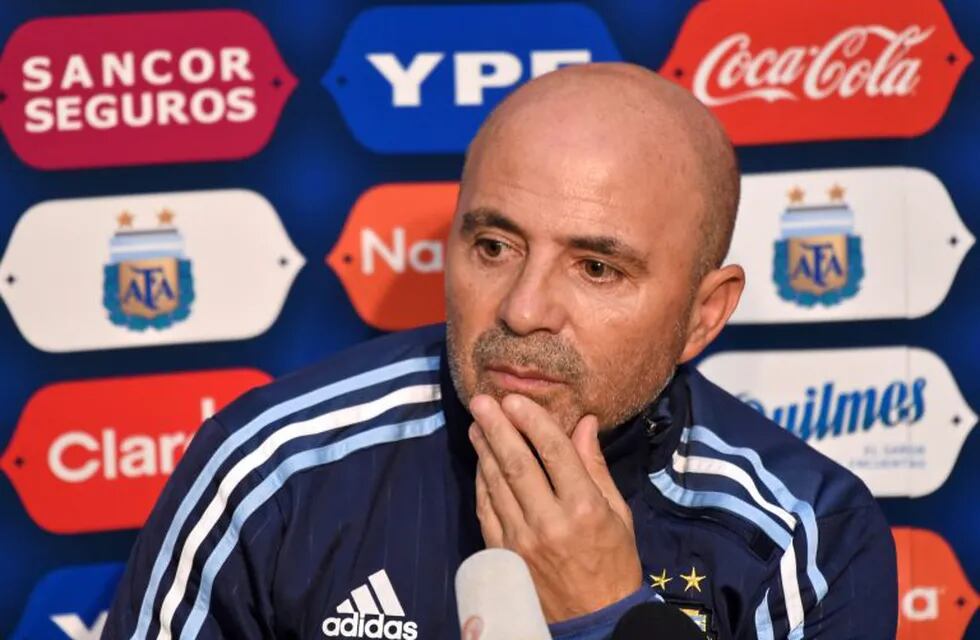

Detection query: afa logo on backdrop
xmin=103 ymin=209 xmax=194 ymax=331
xmin=699 ymin=346 xmax=976 ymax=497
xmin=0 ymin=10 xmax=295 ymax=169
xmin=0 ymin=368 xmax=271 ymax=533
xmin=323 ymin=3 xmax=621 ymax=153
xmin=773 ymin=184 xmax=864 ymax=308
xmin=10 ymin=563 xmax=123 ymax=640
xmin=727 ymin=167 xmax=972 ymax=325
xmin=661 ymin=0 xmax=972 ymax=144
xmin=0 ymin=189 xmax=304 ymax=352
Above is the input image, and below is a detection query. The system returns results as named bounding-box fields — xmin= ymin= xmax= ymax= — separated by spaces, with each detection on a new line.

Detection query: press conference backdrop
xmin=0 ymin=0 xmax=977 ymax=638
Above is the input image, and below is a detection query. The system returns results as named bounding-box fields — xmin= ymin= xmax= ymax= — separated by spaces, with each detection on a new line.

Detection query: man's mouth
xmin=483 ymin=363 xmax=565 ymax=393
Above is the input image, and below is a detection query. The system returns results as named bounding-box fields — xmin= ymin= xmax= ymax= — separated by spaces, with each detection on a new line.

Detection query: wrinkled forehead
xmin=458 ymin=96 xmax=706 ymax=246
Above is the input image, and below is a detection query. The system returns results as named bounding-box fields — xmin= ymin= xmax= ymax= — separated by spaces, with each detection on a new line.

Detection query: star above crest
xmin=117 ymin=211 xmax=134 ymax=228
xmin=787 ymin=186 xmax=804 ymax=204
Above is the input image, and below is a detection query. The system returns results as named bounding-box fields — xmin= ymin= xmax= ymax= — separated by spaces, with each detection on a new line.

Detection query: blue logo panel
xmin=11 ymin=563 xmax=125 ymax=640
xmin=323 ymin=3 xmax=622 ymax=153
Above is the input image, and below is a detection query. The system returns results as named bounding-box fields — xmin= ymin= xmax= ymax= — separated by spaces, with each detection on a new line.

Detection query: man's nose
xmin=496 ymin=259 xmax=567 ymax=336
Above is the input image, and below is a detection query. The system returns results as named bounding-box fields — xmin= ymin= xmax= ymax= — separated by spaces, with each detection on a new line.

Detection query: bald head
xmin=462 ymin=62 xmax=740 ymax=280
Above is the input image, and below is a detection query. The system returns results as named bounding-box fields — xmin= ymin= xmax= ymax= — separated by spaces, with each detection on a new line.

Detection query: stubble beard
xmin=446 ymin=318 xmax=686 ymax=433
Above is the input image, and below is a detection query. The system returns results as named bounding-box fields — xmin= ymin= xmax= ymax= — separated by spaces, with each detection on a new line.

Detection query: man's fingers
xmin=499 ymin=394 xmax=599 ymax=502
xmin=475 ymin=469 xmax=504 ymax=547
xmin=469 ymin=395 xmax=559 ymax=517
xmin=469 ymin=422 xmax=529 ymax=535
xmin=571 ymin=414 xmax=631 ymax=520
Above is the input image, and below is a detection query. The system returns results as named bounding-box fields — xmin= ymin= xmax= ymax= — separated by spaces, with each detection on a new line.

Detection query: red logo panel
xmin=661 ymin=0 xmax=971 ymax=144
xmin=327 ymin=183 xmax=457 ymax=331
xmin=893 ymin=527 xmax=978 ymax=639
xmin=0 ymin=10 xmax=296 ymax=169
xmin=0 ymin=368 xmax=271 ymax=533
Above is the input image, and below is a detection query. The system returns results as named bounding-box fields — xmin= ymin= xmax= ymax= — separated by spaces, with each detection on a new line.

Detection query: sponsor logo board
xmin=323 ymin=3 xmax=620 ymax=153
xmin=699 ymin=347 xmax=976 ymax=497
xmin=10 ymin=563 xmax=124 ymax=640
xmin=662 ymin=0 xmax=972 ymax=144
xmin=0 ymin=10 xmax=296 ymax=169
xmin=0 ymin=189 xmax=304 ymax=352
xmin=0 ymin=368 xmax=270 ymax=533
xmin=893 ymin=527 xmax=978 ymax=639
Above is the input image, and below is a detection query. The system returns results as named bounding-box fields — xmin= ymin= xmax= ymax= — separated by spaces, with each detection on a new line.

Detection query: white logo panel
xmin=699 ymin=347 xmax=975 ymax=497
xmin=0 ymin=189 xmax=304 ymax=352
xmin=728 ymin=167 xmax=972 ymax=324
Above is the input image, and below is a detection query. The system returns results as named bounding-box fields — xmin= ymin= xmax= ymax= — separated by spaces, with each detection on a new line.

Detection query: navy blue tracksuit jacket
xmin=105 ymin=324 xmax=897 ymax=639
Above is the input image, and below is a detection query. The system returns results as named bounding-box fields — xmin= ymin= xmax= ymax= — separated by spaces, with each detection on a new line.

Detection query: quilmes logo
xmin=0 ymin=10 xmax=296 ymax=168
xmin=773 ymin=184 xmax=863 ymax=307
xmin=10 ymin=563 xmax=124 ymax=640
xmin=660 ymin=0 xmax=972 ymax=144
xmin=0 ymin=189 xmax=304 ymax=352
xmin=104 ymin=209 xmax=193 ymax=331
xmin=727 ymin=167 xmax=973 ymax=325
xmin=327 ymin=183 xmax=457 ymax=330
xmin=699 ymin=347 xmax=976 ymax=497
xmin=323 ymin=570 xmax=418 ymax=639
xmin=0 ymin=368 xmax=270 ymax=533
xmin=893 ymin=528 xmax=978 ymax=639
xmin=323 ymin=4 xmax=620 ymax=153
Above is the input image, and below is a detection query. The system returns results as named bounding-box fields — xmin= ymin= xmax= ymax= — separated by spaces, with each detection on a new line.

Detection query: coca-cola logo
xmin=0 ymin=368 xmax=270 ymax=533
xmin=0 ymin=10 xmax=296 ymax=168
xmin=693 ymin=25 xmax=932 ymax=105
xmin=662 ymin=0 xmax=971 ymax=144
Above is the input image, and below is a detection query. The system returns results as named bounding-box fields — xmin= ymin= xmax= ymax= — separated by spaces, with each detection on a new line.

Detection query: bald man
xmin=106 ymin=64 xmax=897 ymax=640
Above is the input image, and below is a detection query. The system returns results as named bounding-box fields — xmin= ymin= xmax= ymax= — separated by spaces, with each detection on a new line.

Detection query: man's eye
xmin=476 ymin=239 xmax=506 ymax=259
xmin=581 ymin=259 xmax=621 ymax=282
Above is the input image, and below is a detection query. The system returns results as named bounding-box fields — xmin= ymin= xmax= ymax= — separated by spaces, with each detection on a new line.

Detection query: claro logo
xmin=0 ymin=10 xmax=296 ymax=168
xmin=0 ymin=368 xmax=270 ymax=533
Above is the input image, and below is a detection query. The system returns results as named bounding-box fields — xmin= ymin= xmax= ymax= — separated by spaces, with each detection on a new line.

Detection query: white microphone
xmin=455 ymin=548 xmax=552 ymax=640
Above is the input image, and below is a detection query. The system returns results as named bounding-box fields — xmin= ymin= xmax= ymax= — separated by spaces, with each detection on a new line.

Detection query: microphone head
xmin=611 ymin=601 xmax=705 ymax=640
xmin=455 ymin=548 xmax=551 ymax=640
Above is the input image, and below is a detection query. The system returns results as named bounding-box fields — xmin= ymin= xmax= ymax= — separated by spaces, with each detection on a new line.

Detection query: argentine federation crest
xmin=103 ymin=209 xmax=194 ymax=331
xmin=773 ymin=185 xmax=864 ymax=307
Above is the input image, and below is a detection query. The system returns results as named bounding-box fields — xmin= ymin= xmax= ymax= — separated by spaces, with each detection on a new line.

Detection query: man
xmin=105 ymin=63 xmax=897 ymax=640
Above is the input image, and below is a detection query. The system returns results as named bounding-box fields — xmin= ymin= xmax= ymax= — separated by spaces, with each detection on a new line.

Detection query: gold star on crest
xmin=650 ymin=569 xmax=673 ymax=591
xmin=680 ymin=567 xmax=706 ymax=593
xmin=117 ymin=211 xmax=134 ymax=228
xmin=828 ymin=184 xmax=846 ymax=201
xmin=158 ymin=209 xmax=175 ymax=225
xmin=787 ymin=186 xmax=804 ymax=204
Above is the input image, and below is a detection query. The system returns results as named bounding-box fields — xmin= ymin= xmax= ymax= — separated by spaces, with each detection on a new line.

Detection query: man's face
xmin=445 ymin=106 xmax=705 ymax=432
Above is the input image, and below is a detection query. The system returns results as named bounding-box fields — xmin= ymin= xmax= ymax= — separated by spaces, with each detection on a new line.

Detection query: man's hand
xmin=468 ymin=393 xmax=643 ymax=623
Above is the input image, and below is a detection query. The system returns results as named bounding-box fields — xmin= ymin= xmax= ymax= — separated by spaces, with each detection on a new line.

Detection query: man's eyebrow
xmin=460 ymin=208 xmax=524 ymax=236
xmin=567 ymin=235 xmax=649 ymax=272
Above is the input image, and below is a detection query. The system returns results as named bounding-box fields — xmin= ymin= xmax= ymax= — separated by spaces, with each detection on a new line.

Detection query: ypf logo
xmin=323 ymin=4 xmax=620 ymax=153
xmin=10 ymin=563 xmax=124 ymax=640
xmin=0 ymin=368 xmax=270 ymax=533
xmin=893 ymin=527 xmax=978 ymax=639
xmin=0 ymin=189 xmax=305 ymax=352
xmin=661 ymin=0 xmax=972 ymax=144
xmin=327 ymin=183 xmax=457 ymax=330
xmin=0 ymin=10 xmax=296 ymax=169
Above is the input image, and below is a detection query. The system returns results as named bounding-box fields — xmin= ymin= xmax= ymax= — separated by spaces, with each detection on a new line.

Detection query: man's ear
xmin=678 ymin=264 xmax=745 ymax=364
